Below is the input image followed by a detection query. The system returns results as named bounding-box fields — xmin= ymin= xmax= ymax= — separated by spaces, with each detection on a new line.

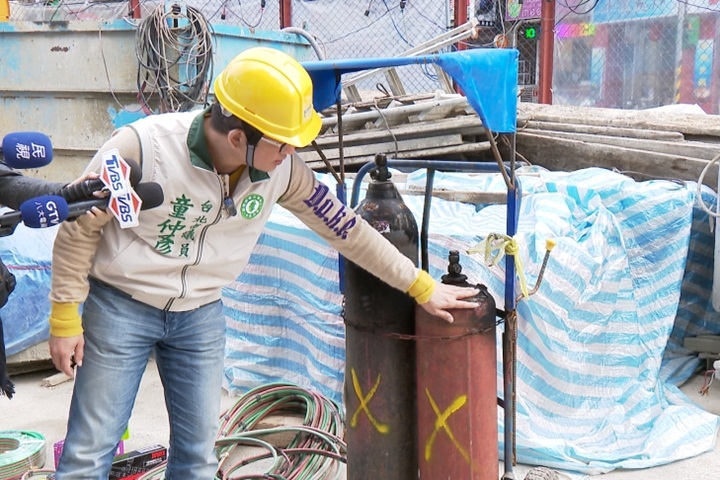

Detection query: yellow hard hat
xmin=213 ymin=47 xmax=322 ymax=148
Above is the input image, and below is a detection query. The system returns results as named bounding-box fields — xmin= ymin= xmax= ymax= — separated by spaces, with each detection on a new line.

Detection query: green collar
xmin=187 ymin=107 xmax=270 ymax=182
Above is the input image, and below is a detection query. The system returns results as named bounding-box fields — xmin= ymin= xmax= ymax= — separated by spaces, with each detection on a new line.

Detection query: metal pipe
xmin=420 ymin=168 xmax=436 ymax=272
xmin=281 ymin=27 xmax=325 ymax=60
xmin=501 ymin=184 xmax=521 ymax=480
xmin=538 ymin=0 xmax=556 ymax=104
xmin=279 ymin=0 xmax=292 ymax=29
xmin=350 ymin=158 xmax=519 ymax=208
xmin=454 ymin=0 xmax=469 ymax=51
xmin=321 ymin=96 xmax=471 ymax=129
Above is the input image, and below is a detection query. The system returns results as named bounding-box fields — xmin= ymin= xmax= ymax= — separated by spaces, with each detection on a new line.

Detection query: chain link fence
xmin=4 ymin=0 xmax=719 ymax=113
xmin=552 ymin=0 xmax=719 ymax=114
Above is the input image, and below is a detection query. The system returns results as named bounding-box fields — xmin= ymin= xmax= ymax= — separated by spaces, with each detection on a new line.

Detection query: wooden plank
xmin=521 ymin=128 xmax=720 ymax=160
xmin=299 ymin=134 xmax=465 ymax=164
xmin=403 ymin=188 xmax=508 ymax=204
xmin=320 ymin=96 xmax=471 ymax=129
xmin=42 ymin=371 xmax=73 ymax=387
xmin=307 ymin=141 xmax=492 ymax=170
xmin=518 ymin=102 xmax=720 ymax=138
xmin=516 ymin=132 xmax=717 ymax=187
xmin=303 ymin=115 xmax=485 ymax=151
xmin=521 ymin=120 xmax=685 ymax=142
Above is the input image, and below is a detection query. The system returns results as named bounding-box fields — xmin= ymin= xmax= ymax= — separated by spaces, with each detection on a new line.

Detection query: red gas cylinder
xmin=416 ymin=250 xmax=498 ymax=480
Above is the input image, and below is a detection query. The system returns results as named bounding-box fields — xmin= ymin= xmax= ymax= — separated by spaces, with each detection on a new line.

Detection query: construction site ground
xmin=1 ymin=358 xmax=719 ymax=480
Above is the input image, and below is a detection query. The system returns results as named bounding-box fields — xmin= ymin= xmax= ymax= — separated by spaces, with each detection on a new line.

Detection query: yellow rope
xmin=468 ymin=233 xmax=529 ymax=299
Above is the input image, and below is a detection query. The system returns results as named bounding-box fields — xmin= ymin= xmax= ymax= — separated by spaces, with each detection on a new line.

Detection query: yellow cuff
xmin=49 ymin=302 xmax=83 ymax=337
xmin=406 ymin=270 xmax=435 ymax=304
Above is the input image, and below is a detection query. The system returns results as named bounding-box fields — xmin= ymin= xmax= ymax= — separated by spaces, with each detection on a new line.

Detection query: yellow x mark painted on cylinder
xmin=424 ymin=388 xmax=470 ymax=463
xmin=350 ymin=368 xmax=390 ymax=434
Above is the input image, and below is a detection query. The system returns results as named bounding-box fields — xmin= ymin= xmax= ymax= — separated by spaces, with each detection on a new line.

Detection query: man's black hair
xmin=209 ymin=102 xmax=262 ymax=145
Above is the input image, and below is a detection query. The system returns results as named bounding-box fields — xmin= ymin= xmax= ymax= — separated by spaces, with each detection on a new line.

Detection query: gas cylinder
xmin=416 ymin=250 xmax=498 ymax=480
xmin=344 ymin=153 xmax=419 ymax=480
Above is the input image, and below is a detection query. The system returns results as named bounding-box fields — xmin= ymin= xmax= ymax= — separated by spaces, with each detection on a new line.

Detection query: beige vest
xmin=90 ymin=111 xmax=292 ymax=311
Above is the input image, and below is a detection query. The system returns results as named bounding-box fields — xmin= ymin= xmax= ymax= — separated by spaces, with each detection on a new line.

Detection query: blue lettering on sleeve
xmin=303 ymin=182 xmax=357 ymax=239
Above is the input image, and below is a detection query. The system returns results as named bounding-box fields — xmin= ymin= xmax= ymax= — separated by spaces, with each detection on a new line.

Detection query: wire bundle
xmin=0 ymin=431 xmax=46 ymax=480
xmin=135 ymin=4 xmax=214 ymax=113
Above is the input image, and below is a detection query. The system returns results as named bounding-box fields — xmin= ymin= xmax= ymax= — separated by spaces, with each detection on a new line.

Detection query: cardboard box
xmin=109 ymin=444 xmax=167 ymax=480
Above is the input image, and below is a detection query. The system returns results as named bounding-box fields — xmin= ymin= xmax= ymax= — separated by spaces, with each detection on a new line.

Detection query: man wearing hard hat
xmin=48 ymin=47 xmax=479 ymax=479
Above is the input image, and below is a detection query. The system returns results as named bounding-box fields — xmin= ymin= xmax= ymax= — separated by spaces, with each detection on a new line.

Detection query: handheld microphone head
xmin=1 ymin=132 xmax=54 ymax=169
xmin=135 ymin=182 xmax=164 ymax=210
xmin=58 ymin=158 xmax=143 ymax=203
xmin=62 ymin=182 xmax=163 ymax=224
xmin=126 ymin=159 xmax=143 ymax=188
xmin=19 ymin=195 xmax=69 ymax=229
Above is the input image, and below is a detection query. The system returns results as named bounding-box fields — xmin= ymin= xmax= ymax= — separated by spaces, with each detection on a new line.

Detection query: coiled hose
xmin=137 ymin=382 xmax=347 ymax=480
xmin=0 ymin=431 xmax=45 ymax=480
xmin=9 ymin=383 xmax=346 ymax=479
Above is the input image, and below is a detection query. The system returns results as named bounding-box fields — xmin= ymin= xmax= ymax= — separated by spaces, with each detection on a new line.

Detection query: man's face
xmin=252 ymin=136 xmax=296 ymax=172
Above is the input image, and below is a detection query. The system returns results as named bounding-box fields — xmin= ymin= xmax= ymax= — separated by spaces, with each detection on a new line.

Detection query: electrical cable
xmin=380 ymin=0 xmax=413 ymax=48
xmin=695 ymin=152 xmax=720 ymax=218
xmin=0 ymin=431 xmax=46 ymax=479
xmin=219 ymin=0 xmax=266 ymax=28
xmin=280 ymin=27 xmax=327 ymax=60
xmin=135 ymin=4 xmax=214 ymax=114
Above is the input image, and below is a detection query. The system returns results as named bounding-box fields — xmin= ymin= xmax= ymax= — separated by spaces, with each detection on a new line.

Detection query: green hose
xmin=0 ymin=430 xmax=46 ymax=479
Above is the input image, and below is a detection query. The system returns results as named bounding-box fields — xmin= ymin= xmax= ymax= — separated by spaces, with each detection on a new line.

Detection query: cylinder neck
xmin=370 ymin=152 xmax=392 ymax=182
xmin=440 ymin=250 xmax=471 ymax=287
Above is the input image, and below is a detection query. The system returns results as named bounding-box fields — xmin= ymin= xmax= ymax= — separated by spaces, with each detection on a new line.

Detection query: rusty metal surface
xmin=344 ymin=177 xmax=419 ymax=480
xmin=416 ymin=279 xmax=498 ymax=480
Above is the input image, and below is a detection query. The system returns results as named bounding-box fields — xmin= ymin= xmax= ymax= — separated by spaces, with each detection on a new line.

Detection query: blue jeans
xmin=55 ymin=278 xmax=226 ymax=480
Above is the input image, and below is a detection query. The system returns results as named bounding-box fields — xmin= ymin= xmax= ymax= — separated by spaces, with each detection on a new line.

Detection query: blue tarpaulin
xmin=302 ymin=48 xmax=519 ymax=133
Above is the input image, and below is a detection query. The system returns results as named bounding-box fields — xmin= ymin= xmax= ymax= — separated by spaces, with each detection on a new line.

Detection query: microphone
xmin=1 ymin=132 xmax=54 ymax=169
xmin=133 ymin=182 xmax=164 ymax=210
xmin=57 ymin=159 xmax=143 ymax=202
xmin=19 ymin=195 xmax=69 ymax=229
xmin=64 ymin=182 xmax=164 ymax=221
xmin=0 ymin=182 xmax=163 ymax=237
xmin=0 ymin=195 xmax=69 ymax=236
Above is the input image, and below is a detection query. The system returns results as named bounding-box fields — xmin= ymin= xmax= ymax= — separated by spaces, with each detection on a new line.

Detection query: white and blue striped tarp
xmin=222 ymin=165 xmax=720 ymax=476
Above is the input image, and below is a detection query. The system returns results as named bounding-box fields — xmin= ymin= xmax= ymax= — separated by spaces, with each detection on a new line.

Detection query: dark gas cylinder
xmin=416 ymin=250 xmax=498 ymax=480
xmin=344 ymin=153 xmax=419 ymax=480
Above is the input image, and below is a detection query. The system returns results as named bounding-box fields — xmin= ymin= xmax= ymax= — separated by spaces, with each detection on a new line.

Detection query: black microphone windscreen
xmin=58 ymin=179 xmax=106 ymax=202
xmin=125 ymin=159 xmax=143 ymax=187
xmin=1 ymin=132 xmax=53 ymax=169
xmin=135 ymin=182 xmax=164 ymax=210
xmin=59 ymin=158 xmax=141 ymax=202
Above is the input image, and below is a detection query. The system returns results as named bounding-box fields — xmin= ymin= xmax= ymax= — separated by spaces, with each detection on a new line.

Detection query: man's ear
xmin=227 ymin=128 xmax=246 ymax=149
